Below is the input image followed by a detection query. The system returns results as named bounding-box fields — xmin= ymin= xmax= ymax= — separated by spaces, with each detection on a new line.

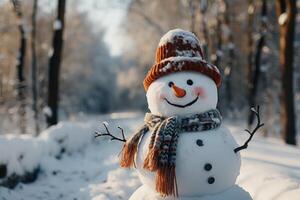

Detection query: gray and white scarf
xmin=120 ymin=109 xmax=222 ymax=197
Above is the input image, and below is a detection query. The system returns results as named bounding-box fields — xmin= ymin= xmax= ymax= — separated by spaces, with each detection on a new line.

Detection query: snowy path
xmin=1 ymin=113 xmax=300 ymax=200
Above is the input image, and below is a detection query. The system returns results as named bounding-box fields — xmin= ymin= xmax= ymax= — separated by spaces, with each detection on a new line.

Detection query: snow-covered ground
xmin=0 ymin=113 xmax=300 ymax=200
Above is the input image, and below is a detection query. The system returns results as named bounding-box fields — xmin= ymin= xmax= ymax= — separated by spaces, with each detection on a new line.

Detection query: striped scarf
xmin=120 ymin=109 xmax=222 ymax=197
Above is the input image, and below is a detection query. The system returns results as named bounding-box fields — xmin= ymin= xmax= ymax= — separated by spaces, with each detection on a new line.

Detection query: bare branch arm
xmin=234 ymin=106 xmax=264 ymax=153
xmin=95 ymin=123 xmax=127 ymax=143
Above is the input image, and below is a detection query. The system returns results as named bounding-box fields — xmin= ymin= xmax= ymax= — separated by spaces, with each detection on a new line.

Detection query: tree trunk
xmin=188 ymin=0 xmax=196 ymax=33
xmin=276 ymin=0 xmax=297 ymax=145
xmin=247 ymin=0 xmax=255 ymax=127
xmin=199 ymin=0 xmax=209 ymax=60
xmin=248 ymin=0 xmax=267 ymax=126
xmin=11 ymin=0 xmax=27 ymax=133
xmin=31 ymin=0 xmax=40 ymax=135
xmin=223 ymin=0 xmax=234 ymax=113
xmin=213 ymin=14 xmax=222 ymax=68
xmin=47 ymin=0 xmax=66 ymax=126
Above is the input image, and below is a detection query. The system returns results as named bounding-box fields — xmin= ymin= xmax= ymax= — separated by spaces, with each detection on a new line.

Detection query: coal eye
xmin=168 ymin=81 xmax=174 ymax=87
xmin=187 ymin=79 xmax=193 ymax=85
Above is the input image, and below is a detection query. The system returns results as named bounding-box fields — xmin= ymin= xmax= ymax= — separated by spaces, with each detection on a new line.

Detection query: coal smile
xmin=164 ymin=96 xmax=199 ymax=108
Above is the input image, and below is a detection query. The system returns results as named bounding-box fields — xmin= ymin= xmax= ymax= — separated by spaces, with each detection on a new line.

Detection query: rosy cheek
xmin=193 ymin=87 xmax=206 ymax=98
xmin=159 ymin=93 xmax=167 ymax=101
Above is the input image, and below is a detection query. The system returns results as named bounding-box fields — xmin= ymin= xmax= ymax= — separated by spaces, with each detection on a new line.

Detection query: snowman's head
xmin=144 ymin=29 xmax=221 ymax=117
xmin=146 ymin=72 xmax=218 ymax=117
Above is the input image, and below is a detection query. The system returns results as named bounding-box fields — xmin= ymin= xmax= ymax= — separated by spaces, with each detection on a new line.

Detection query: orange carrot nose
xmin=172 ymin=85 xmax=186 ymax=98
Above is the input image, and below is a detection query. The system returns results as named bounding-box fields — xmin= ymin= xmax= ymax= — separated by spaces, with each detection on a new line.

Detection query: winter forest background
xmin=1 ymin=0 xmax=300 ymax=144
xmin=1 ymin=0 xmax=300 ymax=199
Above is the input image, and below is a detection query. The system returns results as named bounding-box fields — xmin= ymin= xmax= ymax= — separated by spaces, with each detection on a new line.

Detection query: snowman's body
xmin=130 ymin=184 xmax=252 ymax=200
xmin=135 ymin=125 xmax=241 ymax=197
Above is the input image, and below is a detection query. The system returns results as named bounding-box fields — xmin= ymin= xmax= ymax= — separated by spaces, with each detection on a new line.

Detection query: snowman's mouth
xmin=164 ymin=96 xmax=199 ymax=108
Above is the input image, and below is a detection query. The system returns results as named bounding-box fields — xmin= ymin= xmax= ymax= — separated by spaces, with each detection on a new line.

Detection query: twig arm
xmin=95 ymin=122 xmax=127 ymax=143
xmin=234 ymin=106 xmax=264 ymax=153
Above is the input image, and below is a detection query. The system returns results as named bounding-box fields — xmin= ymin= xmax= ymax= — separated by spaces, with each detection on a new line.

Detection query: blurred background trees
xmin=0 ymin=0 xmax=299 ymax=145
xmin=47 ymin=0 xmax=65 ymax=127
xmin=11 ymin=0 xmax=27 ymax=133
xmin=276 ymin=0 xmax=297 ymax=144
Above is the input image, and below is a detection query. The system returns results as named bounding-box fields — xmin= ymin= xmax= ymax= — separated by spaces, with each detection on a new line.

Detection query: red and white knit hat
xmin=143 ymin=29 xmax=221 ymax=91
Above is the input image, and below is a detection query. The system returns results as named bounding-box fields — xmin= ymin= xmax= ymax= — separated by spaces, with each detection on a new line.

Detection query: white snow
xmin=0 ymin=135 xmax=42 ymax=176
xmin=103 ymin=121 xmax=109 ymax=127
xmin=53 ymin=19 xmax=62 ymax=30
xmin=0 ymin=113 xmax=300 ymax=200
xmin=216 ymin=50 xmax=223 ymax=57
xmin=0 ymin=121 xmax=93 ymax=177
xmin=42 ymin=106 xmax=52 ymax=118
xmin=162 ymin=56 xmax=205 ymax=63
xmin=40 ymin=121 xmax=93 ymax=154
xmin=175 ymin=49 xmax=201 ymax=57
xmin=227 ymin=42 xmax=235 ymax=50
xmin=278 ymin=13 xmax=288 ymax=25
xmin=159 ymin=62 xmax=172 ymax=72
xmin=159 ymin=56 xmax=220 ymax=73
xmin=158 ymin=29 xmax=200 ymax=48
xmin=47 ymin=48 xmax=54 ymax=57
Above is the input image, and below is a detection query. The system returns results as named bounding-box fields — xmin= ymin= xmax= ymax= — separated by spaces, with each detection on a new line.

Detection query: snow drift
xmin=0 ymin=113 xmax=299 ymax=200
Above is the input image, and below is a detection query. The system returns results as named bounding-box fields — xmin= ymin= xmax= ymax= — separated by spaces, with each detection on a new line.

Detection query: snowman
xmin=96 ymin=29 xmax=263 ymax=200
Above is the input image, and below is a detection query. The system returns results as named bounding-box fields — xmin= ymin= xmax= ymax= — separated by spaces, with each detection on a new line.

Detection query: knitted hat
xmin=143 ymin=29 xmax=221 ymax=91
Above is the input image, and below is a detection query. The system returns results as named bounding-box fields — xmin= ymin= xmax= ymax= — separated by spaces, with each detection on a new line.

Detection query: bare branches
xmin=129 ymin=7 xmax=164 ymax=35
xmin=11 ymin=0 xmax=23 ymax=18
xmin=248 ymin=0 xmax=268 ymax=126
xmin=95 ymin=122 xmax=127 ymax=143
xmin=234 ymin=106 xmax=264 ymax=153
xmin=128 ymin=0 xmax=164 ymax=35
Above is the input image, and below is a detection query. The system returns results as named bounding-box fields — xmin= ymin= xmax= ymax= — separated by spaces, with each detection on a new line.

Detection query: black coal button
xmin=204 ymin=163 xmax=212 ymax=171
xmin=207 ymin=177 xmax=215 ymax=184
xmin=196 ymin=139 xmax=203 ymax=146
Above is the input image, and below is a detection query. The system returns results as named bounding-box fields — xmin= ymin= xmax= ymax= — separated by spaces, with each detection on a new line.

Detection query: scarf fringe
xmin=156 ymin=166 xmax=178 ymax=197
xmin=120 ymin=125 xmax=149 ymax=168
xmin=143 ymin=148 xmax=160 ymax=171
xmin=119 ymin=142 xmax=138 ymax=168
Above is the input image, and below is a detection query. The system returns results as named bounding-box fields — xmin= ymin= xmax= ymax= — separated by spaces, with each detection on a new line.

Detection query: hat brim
xmin=143 ymin=57 xmax=221 ymax=91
